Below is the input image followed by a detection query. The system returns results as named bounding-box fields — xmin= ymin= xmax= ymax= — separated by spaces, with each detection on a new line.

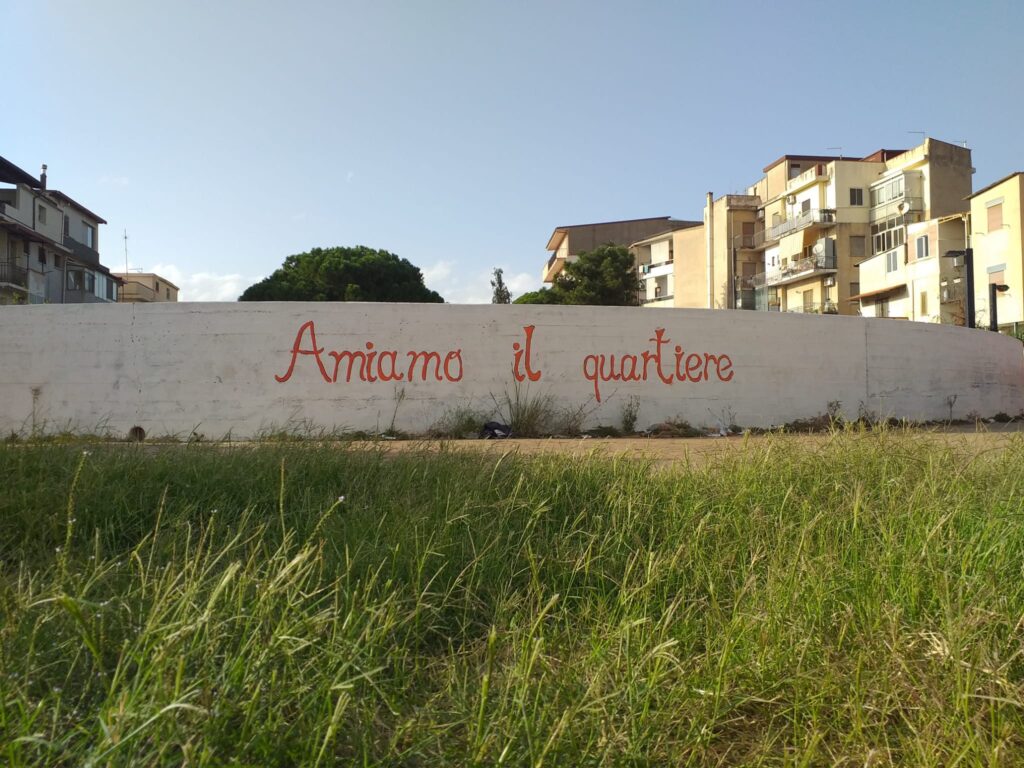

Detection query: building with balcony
xmin=968 ymin=172 xmax=1024 ymax=334
xmin=0 ymin=154 xmax=120 ymax=305
xmin=541 ymin=217 xmax=698 ymax=284
xmin=740 ymin=138 xmax=973 ymax=316
xmin=113 ymin=272 xmax=180 ymax=303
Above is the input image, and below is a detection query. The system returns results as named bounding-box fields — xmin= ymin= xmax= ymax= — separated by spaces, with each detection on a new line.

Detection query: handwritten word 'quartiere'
xmin=582 ymin=328 xmax=733 ymax=401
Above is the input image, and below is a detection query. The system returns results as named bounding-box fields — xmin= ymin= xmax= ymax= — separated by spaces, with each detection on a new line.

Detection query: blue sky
xmin=5 ymin=0 xmax=1023 ymax=301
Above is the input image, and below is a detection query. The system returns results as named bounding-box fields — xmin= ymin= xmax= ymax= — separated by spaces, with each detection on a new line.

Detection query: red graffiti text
xmin=275 ymin=320 xmax=464 ymax=384
xmin=582 ymin=328 xmax=733 ymax=402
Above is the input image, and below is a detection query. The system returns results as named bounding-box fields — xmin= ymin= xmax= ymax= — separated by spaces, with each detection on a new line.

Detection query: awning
xmin=849 ymin=284 xmax=908 ymax=301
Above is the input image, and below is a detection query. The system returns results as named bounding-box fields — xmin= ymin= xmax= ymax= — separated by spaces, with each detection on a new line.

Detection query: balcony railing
xmin=641 ymin=294 xmax=673 ymax=305
xmin=870 ymin=196 xmax=924 ymax=221
xmin=751 ymin=251 xmax=837 ymax=289
xmin=638 ymin=259 xmax=673 ymax=277
xmin=768 ymin=208 xmax=836 ymax=241
xmin=786 ymin=301 xmax=839 ymax=315
xmin=64 ymin=236 xmax=100 ymax=267
xmin=0 ymin=260 xmax=28 ymax=288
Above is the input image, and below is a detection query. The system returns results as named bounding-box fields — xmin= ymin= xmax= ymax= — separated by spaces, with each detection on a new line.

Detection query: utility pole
xmin=944 ymin=248 xmax=975 ymax=328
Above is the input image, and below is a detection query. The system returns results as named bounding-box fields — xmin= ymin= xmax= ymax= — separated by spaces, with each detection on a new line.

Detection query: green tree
xmin=239 ymin=246 xmax=444 ymax=303
xmin=513 ymin=245 xmax=639 ymax=306
xmin=512 ymin=288 xmax=562 ymax=305
xmin=554 ymin=244 xmax=639 ymax=306
xmin=490 ymin=268 xmax=511 ymax=304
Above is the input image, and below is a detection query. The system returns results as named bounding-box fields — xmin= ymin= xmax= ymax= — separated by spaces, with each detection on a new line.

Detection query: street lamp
xmin=989 ymin=283 xmax=1010 ymax=331
xmin=944 ymin=248 xmax=975 ymax=328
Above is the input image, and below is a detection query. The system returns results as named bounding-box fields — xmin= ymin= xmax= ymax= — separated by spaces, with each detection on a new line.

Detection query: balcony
xmin=638 ymin=259 xmax=673 ymax=279
xmin=0 ymin=260 xmax=28 ymax=288
xmin=785 ymin=164 xmax=829 ymax=193
xmin=768 ymin=208 xmax=836 ymax=241
xmin=120 ymin=280 xmax=158 ymax=302
xmin=871 ymin=196 xmax=924 ymax=222
xmin=64 ymin=235 xmax=100 ymax=267
xmin=751 ymin=251 xmax=837 ymax=289
xmin=641 ymin=294 xmax=673 ymax=305
xmin=786 ymin=300 xmax=839 ymax=315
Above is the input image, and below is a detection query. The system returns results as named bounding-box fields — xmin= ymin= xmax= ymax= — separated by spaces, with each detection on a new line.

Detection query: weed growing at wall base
xmin=2 ymin=434 xmax=1024 ymax=764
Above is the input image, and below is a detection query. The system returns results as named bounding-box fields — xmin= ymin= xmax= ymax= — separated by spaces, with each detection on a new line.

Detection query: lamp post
xmin=989 ymin=283 xmax=1010 ymax=331
xmin=944 ymin=248 xmax=975 ymax=328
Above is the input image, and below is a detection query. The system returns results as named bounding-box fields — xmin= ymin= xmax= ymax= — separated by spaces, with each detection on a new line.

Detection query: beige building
xmin=113 ymin=272 xmax=180 ymax=303
xmin=968 ymin=172 xmax=1024 ymax=333
xmin=542 ymin=217 xmax=698 ymax=284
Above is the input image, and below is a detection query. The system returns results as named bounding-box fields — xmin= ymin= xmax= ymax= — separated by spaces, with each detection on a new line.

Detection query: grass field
xmin=2 ymin=431 xmax=1024 ymax=766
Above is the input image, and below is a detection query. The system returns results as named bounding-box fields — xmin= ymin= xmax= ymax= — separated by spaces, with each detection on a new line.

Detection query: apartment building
xmin=542 ymin=217 xmax=698 ymax=284
xmin=968 ymin=172 xmax=1024 ymax=333
xmin=113 ymin=272 xmax=180 ymax=303
xmin=0 ymin=155 xmax=120 ymax=305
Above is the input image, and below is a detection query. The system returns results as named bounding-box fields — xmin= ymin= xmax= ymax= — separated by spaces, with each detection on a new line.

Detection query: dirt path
xmin=377 ymin=424 xmax=1024 ymax=467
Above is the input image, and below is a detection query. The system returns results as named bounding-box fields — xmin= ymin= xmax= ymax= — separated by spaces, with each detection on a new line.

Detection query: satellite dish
xmin=812 ymin=242 xmax=825 ymax=257
xmin=897 ymin=201 xmax=910 ymax=214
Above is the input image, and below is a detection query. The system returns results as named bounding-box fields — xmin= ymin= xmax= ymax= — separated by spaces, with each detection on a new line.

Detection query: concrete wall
xmin=1 ymin=303 xmax=1021 ymax=438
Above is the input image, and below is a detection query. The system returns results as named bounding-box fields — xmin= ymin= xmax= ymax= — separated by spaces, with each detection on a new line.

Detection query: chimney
xmin=40 ymin=164 xmax=47 ymax=190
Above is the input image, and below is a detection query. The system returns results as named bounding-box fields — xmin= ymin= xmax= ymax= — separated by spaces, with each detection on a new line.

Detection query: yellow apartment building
xmin=541 ymin=217 xmax=698 ymax=284
xmin=852 ymin=139 xmax=974 ymax=320
xmin=968 ymin=172 xmax=1023 ymax=333
xmin=113 ymin=272 xmax=180 ymax=303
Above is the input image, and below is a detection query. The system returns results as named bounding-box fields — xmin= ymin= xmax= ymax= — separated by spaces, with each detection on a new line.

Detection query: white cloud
xmin=506 ymin=271 xmax=540 ymax=296
xmin=148 ymin=263 xmax=258 ymax=302
xmin=421 ymin=262 xmax=541 ymax=304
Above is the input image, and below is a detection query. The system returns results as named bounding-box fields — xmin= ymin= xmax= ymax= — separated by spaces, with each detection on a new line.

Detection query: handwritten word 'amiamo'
xmin=275 ymin=320 xmax=463 ymax=383
xmin=583 ymin=328 xmax=733 ymax=401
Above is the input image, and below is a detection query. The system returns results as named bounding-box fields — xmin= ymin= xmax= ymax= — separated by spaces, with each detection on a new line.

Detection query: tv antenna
xmin=827 ymin=146 xmax=843 ymax=159
xmin=123 ymin=229 xmax=129 ymax=274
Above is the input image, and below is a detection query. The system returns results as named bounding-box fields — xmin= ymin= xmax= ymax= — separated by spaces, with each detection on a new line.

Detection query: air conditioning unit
xmin=824 ymin=276 xmax=836 ymax=287
xmin=756 ymin=210 xmax=765 ymax=220
xmin=785 ymin=194 xmax=797 ymax=205
xmin=952 ymin=256 xmax=964 ymax=268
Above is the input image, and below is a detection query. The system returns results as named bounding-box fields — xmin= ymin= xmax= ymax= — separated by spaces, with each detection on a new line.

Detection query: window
xmin=63 ymin=214 xmax=69 ymax=237
xmin=886 ymin=251 xmax=900 ymax=273
xmin=789 ymin=164 xmax=802 ymax=180
xmin=38 ymin=205 xmax=47 ymax=225
xmin=876 ymin=298 xmax=890 ymax=318
xmin=155 ymin=281 xmax=160 ymax=291
xmin=850 ymin=236 xmax=866 ymax=258
xmin=920 ymin=292 xmax=928 ymax=317
xmin=871 ymin=216 xmax=905 ymax=255
xmin=987 ymin=201 xmax=1003 ymax=232
xmin=166 ymin=288 xmax=170 ymax=300
xmin=67 ymin=270 xmax=83 ymax=291
xmin=850 ymin=282 xmax=860 ymax=298
xmin=801 ymin=198 xmax=811 ymax=214
xmin=915 ymin=235 xmax=929 ymax=260
xmin=83 ymin=223 xmax=95 ymax=249
xmin=850 ymin=188 xmax=864 ymax=206
xmin=803 ymin=291 xmax=814 ymax=311
xmin=989 ymin=267 xmax=1006 ymax=286
xmin=84 ymin=272 xmax=95 ymax=293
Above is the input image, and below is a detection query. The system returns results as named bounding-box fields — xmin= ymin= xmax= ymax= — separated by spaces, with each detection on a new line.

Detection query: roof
xmin=860 ymin=149 xmax=908 ymax=163
xmin=968 ymin=171 xmax=1024 ymax=200
xmin=49 ymin=191 xmax=107 ymax=224
xmin=0 ymin=155 xmax=43 ymax=188
xmin=112 ymin=272 xmax=180 ymax=291
xmin=545 ymin=217 xmax=696 ymax=251
xmin=762 ymin=154 xmax=842 ymax=174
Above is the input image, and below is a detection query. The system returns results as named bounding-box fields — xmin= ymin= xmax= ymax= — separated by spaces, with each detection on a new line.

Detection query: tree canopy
xmin=490 ymin=268 xmax=511 ymax=304
xmin=513 ymin=244 xmax=639 ymax=306
xmin=239 ymin=246 xmax=444 ymax=303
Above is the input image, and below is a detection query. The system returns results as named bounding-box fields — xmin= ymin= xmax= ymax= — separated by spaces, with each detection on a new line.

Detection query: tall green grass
xmin=2 ymin=431 xmax=1024 ymax=765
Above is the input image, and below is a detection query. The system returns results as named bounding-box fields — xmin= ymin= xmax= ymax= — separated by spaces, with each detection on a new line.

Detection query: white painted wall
xmin=0 ymin=303 xmax=1021 ymax=438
